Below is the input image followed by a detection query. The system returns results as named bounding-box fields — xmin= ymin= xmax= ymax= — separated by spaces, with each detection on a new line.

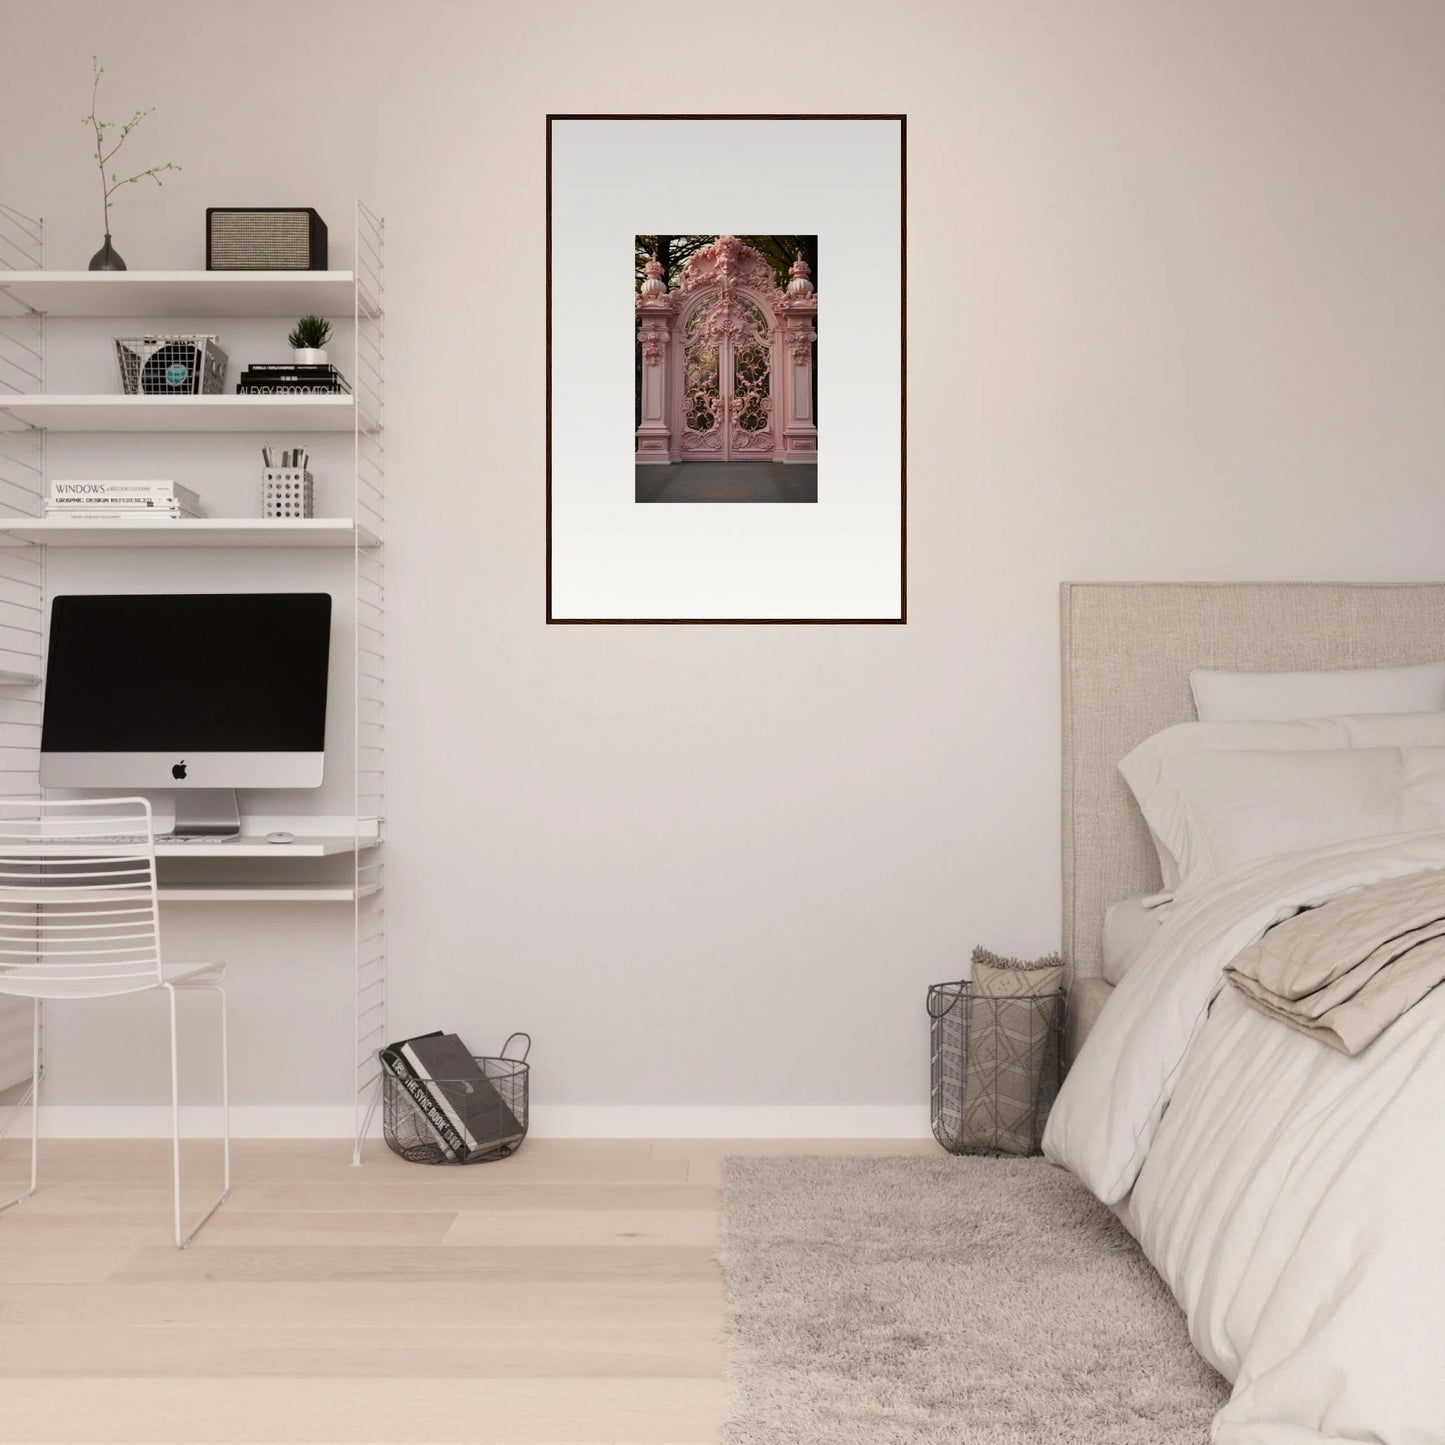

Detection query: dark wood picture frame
xmin=546 ymin=114 xmax=907 ymax=625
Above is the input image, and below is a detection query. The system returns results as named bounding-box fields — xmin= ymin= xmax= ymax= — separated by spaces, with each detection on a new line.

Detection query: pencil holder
xmin=262 ymin=468 xmax=314 ymax=519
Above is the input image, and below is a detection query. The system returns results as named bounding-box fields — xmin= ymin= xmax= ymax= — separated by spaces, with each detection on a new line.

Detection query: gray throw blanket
xmin=1225 ymin=867 xmax=1445 ymax=1054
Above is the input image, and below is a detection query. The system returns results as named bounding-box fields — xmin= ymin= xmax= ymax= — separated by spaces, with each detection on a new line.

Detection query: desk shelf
xmin=0 ymin=518 xmax=378 ymax=549
xmin=0 ymin=394 xmax=363 ymax=434
xmin=158 ymin=882 xmax=381 ymax=903
xmin=0 ymin=270 xmax=371 ymax=320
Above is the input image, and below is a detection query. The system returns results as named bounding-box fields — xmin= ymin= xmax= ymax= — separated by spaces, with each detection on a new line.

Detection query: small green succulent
xmin=287 ymin=315 xmax=332 ymax=350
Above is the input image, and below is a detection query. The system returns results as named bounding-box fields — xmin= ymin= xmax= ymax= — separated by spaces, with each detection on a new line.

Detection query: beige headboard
xmin=1061 ymin=581 xmax=1445 ymax=981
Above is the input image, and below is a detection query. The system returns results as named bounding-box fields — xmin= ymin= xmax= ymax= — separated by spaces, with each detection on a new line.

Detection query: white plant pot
xmin=294 ymin=348 xmax=328 ymax=365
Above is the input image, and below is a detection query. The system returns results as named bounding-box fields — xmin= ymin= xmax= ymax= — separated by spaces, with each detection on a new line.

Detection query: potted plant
xmin=288 ymin=315 xmax=332 ymax=366
xmin=83 ymin=56 xmax=180 ymax=271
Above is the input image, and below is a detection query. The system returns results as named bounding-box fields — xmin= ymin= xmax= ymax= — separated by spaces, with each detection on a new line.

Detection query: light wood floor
xmin=0 ymin=1137 xmax=935 ymax=1444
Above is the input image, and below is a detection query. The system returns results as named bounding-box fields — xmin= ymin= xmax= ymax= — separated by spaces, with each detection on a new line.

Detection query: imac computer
xmin=40 ymin=593 xmax=333 ymax=837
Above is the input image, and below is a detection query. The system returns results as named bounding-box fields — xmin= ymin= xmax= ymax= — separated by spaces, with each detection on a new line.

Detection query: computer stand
xmin=170 ymin=789 xmax=242 ymax=839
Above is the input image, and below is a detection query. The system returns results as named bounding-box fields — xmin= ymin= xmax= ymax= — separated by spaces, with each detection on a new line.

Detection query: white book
xmin=45 ymin=507 xmax=200 ymax=520
xmin=47 ymin=496 xmax=203 ymax=512
xmin=50 ymin=480 xmax=202 ymax=510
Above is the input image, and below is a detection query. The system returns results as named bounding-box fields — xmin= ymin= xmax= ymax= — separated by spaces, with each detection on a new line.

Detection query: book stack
xmin=236 ymin=363 xmax=351 ymax=396
xmin=382 ymin=1031 xmax=526 ymax=1163
xmin=47 ymin=480 xmax=204 ymax=519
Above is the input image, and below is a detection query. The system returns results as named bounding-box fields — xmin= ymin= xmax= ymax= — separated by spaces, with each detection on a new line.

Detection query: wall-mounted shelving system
xmin=0 ymin=199 xmax=387 ymax=1160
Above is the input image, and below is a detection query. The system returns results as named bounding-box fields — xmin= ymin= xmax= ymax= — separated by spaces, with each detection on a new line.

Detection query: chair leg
xmin=0 ymin=998 xmax=41 ymax=1214
xmin=164 ymin=981 xmax=230 ymax=1249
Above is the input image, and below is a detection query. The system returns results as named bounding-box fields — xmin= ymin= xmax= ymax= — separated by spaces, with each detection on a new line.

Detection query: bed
xmin=1047 ymin=581 xmax=1445 ymax=1445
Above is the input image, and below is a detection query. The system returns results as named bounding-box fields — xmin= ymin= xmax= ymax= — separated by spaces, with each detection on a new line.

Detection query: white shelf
xmin=0 ymin=670 xmax=39 ymax=686
xmin=155 ymin=835 xmax=371 ymax=859
xmin=0 ymin=517 xmax=378 ymax=549
xmin=158 ymin=882 xmax=379 ymax=903
xmin=0 ymin=270 xmax=369 ymax=319
xmin=0 ymin=394 xmax=361 ymax=433
xmin=5 ymin=836 xmax=373 ymax=860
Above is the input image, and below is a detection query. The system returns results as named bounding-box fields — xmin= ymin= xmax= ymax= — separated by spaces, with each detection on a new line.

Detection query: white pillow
xmin=1141 ymin=746 xmax=1445 ymax=899
xmin=1101 ymin=895 xmax=1168 ymax=985
xmin=1119 ymin=712 xmax=1445 ymax=892
xmin=1190 ymin=661 xmax=1445 ymax=722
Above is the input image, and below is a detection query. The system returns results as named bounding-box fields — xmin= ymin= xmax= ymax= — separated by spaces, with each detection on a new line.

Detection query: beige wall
xmin=4 ymin=0 xmax=1444 ymax=1127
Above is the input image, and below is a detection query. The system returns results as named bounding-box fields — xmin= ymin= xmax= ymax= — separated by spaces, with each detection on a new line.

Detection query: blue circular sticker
xmin=165 ymin=362 xmax=189 ymax=386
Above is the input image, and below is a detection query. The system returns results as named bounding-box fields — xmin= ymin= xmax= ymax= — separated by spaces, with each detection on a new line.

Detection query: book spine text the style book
xmin=382 ymin=1048 xmax=465 ymax=1159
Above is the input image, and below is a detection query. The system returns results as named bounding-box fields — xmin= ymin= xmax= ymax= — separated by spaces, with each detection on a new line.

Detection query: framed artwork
xmin=547 ymin=115 xmax=906 ymax=624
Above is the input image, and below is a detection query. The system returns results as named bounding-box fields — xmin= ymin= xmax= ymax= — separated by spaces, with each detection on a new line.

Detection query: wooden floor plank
xmin=442 ymin=1208 xmax=718 ymax=1248
xmin=245 ymin=1181 xmax=720 ymax=1213
xmin=0 ymin=1279 xmax=723 ymax=1330
xmin=110 ymin=1242 xmax=719 ymax=1285
xmin=0 ymin=1209 xmax=456 ymax=1247
xmin=0 ymin=1377 xmax=725 ymax=1444
xmin=0 ymin=1323 xmax=723 ymax=1379
xmin=0 ymin=1247 xmax=136 ymax=1285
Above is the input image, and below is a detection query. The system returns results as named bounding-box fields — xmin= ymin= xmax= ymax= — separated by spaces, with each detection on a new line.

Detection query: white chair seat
xmin=0 ymin=798 xmax=230 ymax=1247
xmin=162 ymin=963 xmax=227 ymax=987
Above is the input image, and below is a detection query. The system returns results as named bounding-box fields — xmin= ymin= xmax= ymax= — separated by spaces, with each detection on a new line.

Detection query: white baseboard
xmin=27 ymin=1103 xmax=933 ymax=1140
xmin=530 ymin=1105 xmax=933 ymax=1139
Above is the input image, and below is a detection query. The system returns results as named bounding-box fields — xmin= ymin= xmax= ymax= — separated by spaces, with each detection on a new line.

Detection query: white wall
xmin=4 ymin=0 xmax=1444 ymax=1134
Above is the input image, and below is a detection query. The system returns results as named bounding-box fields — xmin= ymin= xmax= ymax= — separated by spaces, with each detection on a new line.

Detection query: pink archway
xmin=636 ymin=236 xmax=818 ymax=466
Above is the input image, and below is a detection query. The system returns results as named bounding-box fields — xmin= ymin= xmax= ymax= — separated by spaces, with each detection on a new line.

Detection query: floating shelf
xmin=0 ymin=270 xmax=373 ymax=320
xmin=157 ymin=882 xmax=380 ymax=903
xmin=0 ymin=394 xmax=362 ymax=433
xmin=4 ymin=835 xmax=374 ymax=860
xmin=0 ymin=517 xmax=378 ymax=549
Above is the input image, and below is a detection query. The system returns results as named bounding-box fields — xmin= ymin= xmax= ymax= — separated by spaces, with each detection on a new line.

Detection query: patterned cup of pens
xmin=262 ymin=446 xmax=314 ymax=518
xmin=379 ymin=1032 xmax=531 ymax=1164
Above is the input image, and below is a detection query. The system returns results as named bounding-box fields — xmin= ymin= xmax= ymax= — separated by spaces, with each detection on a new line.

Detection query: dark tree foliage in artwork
xmin=635 ymin=235 xmax=818 ymax=292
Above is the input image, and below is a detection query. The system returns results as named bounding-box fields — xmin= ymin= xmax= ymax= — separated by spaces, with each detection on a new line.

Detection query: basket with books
xmin=380 ymin=1031 xmax=530 ymax=1164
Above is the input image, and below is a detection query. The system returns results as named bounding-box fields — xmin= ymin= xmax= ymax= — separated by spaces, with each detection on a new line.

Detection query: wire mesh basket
xmin=381 ymin=1033 xmax=530 ymax=1165
xmin=928 ymin=981 xmax=1064 ymax=1157
xmin=115 ymin=335 xmax=228 ymax=395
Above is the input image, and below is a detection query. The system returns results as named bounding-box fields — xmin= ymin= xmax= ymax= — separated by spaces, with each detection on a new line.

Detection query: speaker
xmin=206 ymin=208 xmax=328 ymax=270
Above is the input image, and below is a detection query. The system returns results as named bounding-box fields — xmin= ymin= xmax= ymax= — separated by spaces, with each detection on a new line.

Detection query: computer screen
xmin=40 ymin=592 xmax=332 ymax=790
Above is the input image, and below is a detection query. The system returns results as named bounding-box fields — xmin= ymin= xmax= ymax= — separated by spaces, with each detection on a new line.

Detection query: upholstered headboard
xmin=1061 ymin=581 xmax=1445 ymax=983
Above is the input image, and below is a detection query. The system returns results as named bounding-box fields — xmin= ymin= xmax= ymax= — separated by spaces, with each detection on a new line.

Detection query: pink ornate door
xmin=636 ymin=235 xmax=815 ymax=469
xmin=679 ymin=291 xmax=775 ymax=462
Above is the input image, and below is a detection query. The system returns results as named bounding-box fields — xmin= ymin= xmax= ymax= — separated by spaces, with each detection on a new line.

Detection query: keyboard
xmin=62 ymin=833 xmax=240 ymax=845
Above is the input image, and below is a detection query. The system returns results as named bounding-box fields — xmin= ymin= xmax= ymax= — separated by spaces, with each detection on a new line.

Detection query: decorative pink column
xmin=774 ymin=253 xmax=818 ymax=464
xmin=635 ymin=253 xmax=676 ymax=465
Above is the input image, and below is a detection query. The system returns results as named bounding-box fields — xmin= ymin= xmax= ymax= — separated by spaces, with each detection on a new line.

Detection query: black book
xmin=397 ymin=1033 xmax=525 ymax=1160
xmin=381 ymin=1032 xmax=464 ymax=1159
xmin=241 ymin=375 xmax=348 ymax=387
xmin=237 ymin=382 xmax=350 ymax=395
xmin=244 ymin=362 xmax=345 ymax=374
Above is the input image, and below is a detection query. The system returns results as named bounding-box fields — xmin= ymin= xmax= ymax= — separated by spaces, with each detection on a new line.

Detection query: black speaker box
xmin=206 ymin=208 xmax=328 ymax=270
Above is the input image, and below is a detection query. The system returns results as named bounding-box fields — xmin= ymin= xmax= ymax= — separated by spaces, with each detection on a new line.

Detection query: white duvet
xmin=1044 ymin=831 xmax=1445 ymax=1445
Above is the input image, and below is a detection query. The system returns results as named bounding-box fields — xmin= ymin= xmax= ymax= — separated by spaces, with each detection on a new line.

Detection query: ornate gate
xmin=680 ymin=290 xmax=775 ymax=460
xmin=635 ymin=236 xmax=818 ymax=467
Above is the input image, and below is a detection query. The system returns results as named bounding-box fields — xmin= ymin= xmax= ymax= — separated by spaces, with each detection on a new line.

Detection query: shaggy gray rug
xmin=720 ymin=1156 xmax=1229 ymax=1444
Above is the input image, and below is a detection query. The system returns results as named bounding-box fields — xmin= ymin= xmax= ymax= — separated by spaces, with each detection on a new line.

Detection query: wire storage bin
xmin=114 ymin=335 xmax=228 ymax=395
xmin=381 ymin=1033 xmax=530 ymax=1165
xmin=928 ymin=981 xmax=1064 ymax=1156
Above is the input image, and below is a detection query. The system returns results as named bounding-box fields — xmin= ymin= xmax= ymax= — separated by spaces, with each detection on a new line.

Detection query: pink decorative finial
xmin=640 ymin=250 xmax=668 ymax=298
xmin=786 ymin=250 xmax=814 ymax=297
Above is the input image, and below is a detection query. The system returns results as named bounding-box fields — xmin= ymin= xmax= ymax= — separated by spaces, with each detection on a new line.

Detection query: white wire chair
xmin=0 ymin=797 xmax=229 ymax=1247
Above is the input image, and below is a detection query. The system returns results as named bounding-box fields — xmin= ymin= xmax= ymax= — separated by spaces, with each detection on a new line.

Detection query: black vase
xmin=88 ymin=235 xmax=126 ymax=271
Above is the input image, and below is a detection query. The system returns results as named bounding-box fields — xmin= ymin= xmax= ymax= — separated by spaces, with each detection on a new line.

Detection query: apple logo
xmin=172 ymin=761 xmax=187 ymax=781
